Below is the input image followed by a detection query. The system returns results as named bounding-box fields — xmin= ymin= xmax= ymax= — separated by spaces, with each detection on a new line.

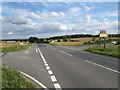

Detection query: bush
xmin=57 ymin=39 xmax=61 ymax=42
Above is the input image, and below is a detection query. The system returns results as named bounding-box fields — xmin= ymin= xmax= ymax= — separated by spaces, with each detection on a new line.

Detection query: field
xmin=86 ymin=45 xmax=119 ymax=58
xmin=52 ymin=37 xmax=119 ymax=46
xmin=0 ymin=44 xmax=31 ymax=53
xmin=0 ymin=41 xmax=24 ymax=48
xmin=2 ymin=66 xmax=35 ymax=88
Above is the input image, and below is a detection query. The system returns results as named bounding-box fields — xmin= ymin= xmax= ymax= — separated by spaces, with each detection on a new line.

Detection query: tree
xmin=28 ymin=37 xmax=39 ymax=43
xmin=57 ymin=39 xmax=61 ymax=42
xmin=62 ymin=36 xmax=68 ymax=42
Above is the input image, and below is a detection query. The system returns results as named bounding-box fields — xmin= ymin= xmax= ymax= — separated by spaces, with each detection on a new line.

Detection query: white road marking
xmin=37 ymin=48 xmax=46 ymax=62
xmin=51 ymin=47 xmax=56 ymax=50
xmin=19 ymin=71 xmax=49 ymax=90
xmin=25 ymin=51 xmax=29 ymax=53
xmin=85 ymin=60 xmax=120 ymax=74
xmin=60 ymin=50 xmax=73 ymax=56
xmin=50 ymin=75 xmax=57 ymax=82
xmin=45 ymin=63 xmax=48 ymax=66
xmin=36 ymin=49 xmax=38 ymax=53
xmin=48 ymin=70 xmax=53 ymax=75
xmin=46 ymin=66 xmax=50 ymax=70
xmin=37 ymin=48 xmax=62 ymax=89
xmin=44 ymin=61 xmax=47 ymax=64
xmin=54 ymin=83 xmax=62 ymax=89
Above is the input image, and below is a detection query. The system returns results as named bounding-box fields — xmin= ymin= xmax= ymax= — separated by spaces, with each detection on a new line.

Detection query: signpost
xmin=99 ymin=30 xmax=108 ymax=49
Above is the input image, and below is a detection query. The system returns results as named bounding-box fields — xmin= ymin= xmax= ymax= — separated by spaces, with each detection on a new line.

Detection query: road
xmin=2 ymin=44 xmax=119 ymax=89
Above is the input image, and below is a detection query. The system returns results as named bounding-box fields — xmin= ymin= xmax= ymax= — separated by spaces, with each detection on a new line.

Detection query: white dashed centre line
xmin=25 ymin=51 xmax=29 ymax=53
xmin=48 ymin=70 xmax=53 ymax=75
xmin=45 ymin=63 xmax=48 ymax=66
xmin=50 ymin=75 xmax=57 ymax=82
xmin=44 ymin=61 xmax=47 ymax=64
xmin=37 ymin=48 xmax=62 ymax=89
xmin=36 ymin=49 xmax=38 ymax=53
xmin=54 ymin=83 xmax=62 ymax=89
xmin=46 ymin=66 xmax=50 ymax=70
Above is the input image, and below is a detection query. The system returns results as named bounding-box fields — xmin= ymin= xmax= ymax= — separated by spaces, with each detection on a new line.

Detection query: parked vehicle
xmin=111 ymin=41 xmax=117 ymax=45
xmin=115 ymin=42 xmax=120 ymax=45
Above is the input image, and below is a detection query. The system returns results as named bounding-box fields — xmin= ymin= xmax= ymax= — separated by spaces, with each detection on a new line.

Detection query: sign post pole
xmin=99 ymin=30 xmax=108 ymax=50
xmin=104 ymin=38 xmax=106 ymax=49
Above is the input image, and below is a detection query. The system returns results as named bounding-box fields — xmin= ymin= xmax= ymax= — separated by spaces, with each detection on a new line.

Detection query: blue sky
xmin=1 ymin=2 xmax=118 ymax=39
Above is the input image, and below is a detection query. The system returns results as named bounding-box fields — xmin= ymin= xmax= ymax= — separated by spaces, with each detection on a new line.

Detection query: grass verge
xmin=85 ymin=45 xmax=119 ymax=58
xmin=0 ymin=44 xmax=32 ymax=53
xmin=2 ymin=65 xmax=35 ymax=88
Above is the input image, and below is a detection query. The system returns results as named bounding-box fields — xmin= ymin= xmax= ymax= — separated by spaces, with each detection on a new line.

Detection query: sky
xmin=1 ymin=2 xmax=118 ymax=39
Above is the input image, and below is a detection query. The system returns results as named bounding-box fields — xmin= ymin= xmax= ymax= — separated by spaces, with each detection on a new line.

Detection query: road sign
xmin=99 ymin=30 xmax=108 ymax=49
xmin=99 ymin=33 xmax=108 ymax=38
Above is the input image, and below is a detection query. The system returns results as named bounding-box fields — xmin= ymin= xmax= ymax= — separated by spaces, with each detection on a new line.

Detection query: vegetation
xmin=2 ymin=66 xmax=35 ymax=88
xmin=86 ymin=45 xmax=120 ymax=58
xmin=0 ymin=44 xmax=31 ymax=53
xmin=2 ymin=34 xmax=120 ymax=42
xmin=83 ymin=39 xmax=120 ymax=46
xmin=28 ymin=37 xmax=39 ymax=43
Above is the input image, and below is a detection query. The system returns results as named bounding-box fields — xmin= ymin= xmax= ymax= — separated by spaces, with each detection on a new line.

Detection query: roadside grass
xmin=85 ymin=45 xmax=119 ymax=58
xmin=2 ymin=66 xmax=35 ymax=88
xmin=48 ymin=39 xmax=119 ymax=46
xmin=0 ymin=44 xmax=32 ymax=53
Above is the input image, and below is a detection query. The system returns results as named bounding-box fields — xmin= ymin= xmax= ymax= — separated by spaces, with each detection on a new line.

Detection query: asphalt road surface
xmin=2 ymin=44 xmax=119 ymax=89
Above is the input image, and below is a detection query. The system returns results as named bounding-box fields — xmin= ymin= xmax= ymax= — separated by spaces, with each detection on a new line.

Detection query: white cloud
xmin=103 ymin=18 xmax=110 ymax=22
xmin=0 ymin=5 xmax=2 ymax=14
xmin=84 ymin=6 xmax=91 ymax=11
xmin=51 ymin=12 xmax=59 ymax=17
xmin=69 ymin=7 xmax=80 ymax=12
xmin=86 ymin=15 xmax=93 ymax=20
xmin=43 ymin=2 xmax=48 ymax=7
xmin=80 ymin=3 xmax=91 ymax=11
xmin=0 ymin=15 xmax=3 ymax=21
xmin=104 ymin=11 xmax=118 ymax=17
xmin=2 ymin=5 xmax=118 ymax=39
xmin=50 ymin=12 xmax=65 ymax=18
xmin=3 ymin=16 xmax=32 ymax=25
xmin=60 ymin=12 xmax=65 ymax=17
xmin=8 ymin=31 xmax=13 ymax=35
xmin=60 ymin=25 xmax=68 ymax=31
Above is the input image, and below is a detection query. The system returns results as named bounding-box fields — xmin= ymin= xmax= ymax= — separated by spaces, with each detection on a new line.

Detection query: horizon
xmin=1 ymin=2 xmax=118 ymax=39
xmin=1 ymin=33 xmax=119 ymax=40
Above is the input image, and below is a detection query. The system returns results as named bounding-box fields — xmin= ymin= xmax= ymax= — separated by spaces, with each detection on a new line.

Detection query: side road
xmin=2 ymin=45 xmax=51 ymax=89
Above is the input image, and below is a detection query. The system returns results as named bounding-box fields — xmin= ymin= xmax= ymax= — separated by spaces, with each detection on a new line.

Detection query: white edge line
xmin=85 ymin=60 xmax=120 ymax=74
xmin=60 ymin=50 xmax=73 ymax=56
xmin=19 ymin=71 xmax=49 ymax=90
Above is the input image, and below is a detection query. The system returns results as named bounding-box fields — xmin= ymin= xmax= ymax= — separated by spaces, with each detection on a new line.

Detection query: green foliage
xmin=37 ymin=41 xmax=49 ymax=43
xmin=57 ymin=39 xmax=61 ymax=42
xmin=92 ymin=37 xmax=96 ymax=41
xmin=28 ymin=37 xmax=39 ymax=43
xmin=86 ymin=45 xmax=119 ymax=58
xmin=62 ymin=36 xmax=68 ymax=42
xmin=1 ymin=44 xmax=31 ymax=53
xmin=2 ymin=66 xmax=35 ymax=88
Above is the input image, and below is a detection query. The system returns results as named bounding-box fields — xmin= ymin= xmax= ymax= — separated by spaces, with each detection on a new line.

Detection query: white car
xmin=111 ymin=41 xmax=117 ymax=44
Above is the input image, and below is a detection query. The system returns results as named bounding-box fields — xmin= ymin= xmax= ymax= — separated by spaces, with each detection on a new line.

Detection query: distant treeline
xmin=1 ymin=34 xmax=120 ymax=42
xmin=46 ymin=34 xmax=120 ymax=40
